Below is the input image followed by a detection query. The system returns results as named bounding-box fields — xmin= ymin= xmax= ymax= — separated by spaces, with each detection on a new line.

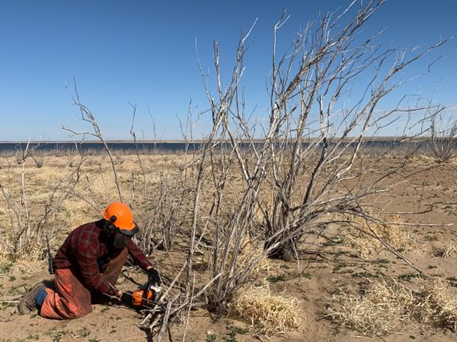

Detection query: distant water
xmin=0 ymin=140 xmax=428 ymax=153
xmin=0 ymin=142 xmax=203 ymax=153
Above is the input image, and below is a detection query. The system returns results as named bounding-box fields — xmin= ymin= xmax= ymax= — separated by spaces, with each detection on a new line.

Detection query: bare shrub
xmin=194 ymin=0 xmax=449 ymax=315
xmin=31 ymin=151 xmax=45 ymax=168
xmin=14 ymin=151 xmax=24 ymax=165
xmin=62 ymin=78 xmax=124 ymax=202
xmin=429 ymin=108 xmax=457 ymax=163
xmin=0 ymin=148 xmax=84 ymax=260
xmin=205 ymin=237 xmax=273 ymax=284
xmin=138 ymin=162 xmax=195 ymax=254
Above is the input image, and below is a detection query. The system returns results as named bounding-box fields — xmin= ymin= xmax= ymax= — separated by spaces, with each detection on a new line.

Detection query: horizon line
xmin=0 ymin=136 xmax=441 ymax=144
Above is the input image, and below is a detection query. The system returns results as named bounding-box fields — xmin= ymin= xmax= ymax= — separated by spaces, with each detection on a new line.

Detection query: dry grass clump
xmin=0 ymin=259 xmax=36 ymax=278
xmin=29 ymin=166 xmax=68 ymax=186
xmin=328 ymin=281 xmax=414 ymax=336
xmin=329 ymin=279 xmax=457 ymax=336
xmin=344 ymin=215 xmax=415 ymax=258
xmin=61 ymin=200 xmax=98 ymax=228
xmin=407 ymin=154 xmax=436 ymax=163
xmin=232 ymin=284 xmax=302 ymax=334
xmin=414 ymin=279 xmax=457 ymax=331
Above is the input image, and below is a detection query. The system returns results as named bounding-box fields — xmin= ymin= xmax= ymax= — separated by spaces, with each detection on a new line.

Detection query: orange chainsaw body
xmin=131 ymin=289 xmax=153 ymax=306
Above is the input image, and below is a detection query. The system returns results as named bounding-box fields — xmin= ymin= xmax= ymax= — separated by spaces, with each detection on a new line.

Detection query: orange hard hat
xmin=102 ymin=202 xmax=139 ymax=236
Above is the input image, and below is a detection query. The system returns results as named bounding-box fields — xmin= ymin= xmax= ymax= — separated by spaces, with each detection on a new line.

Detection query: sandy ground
xmin=1 ymin=154 xmax=457 ymax=342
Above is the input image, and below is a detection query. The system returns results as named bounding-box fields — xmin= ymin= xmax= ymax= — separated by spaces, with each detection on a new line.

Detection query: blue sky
xmin=0 ymin=0 xmax=456 ymax=141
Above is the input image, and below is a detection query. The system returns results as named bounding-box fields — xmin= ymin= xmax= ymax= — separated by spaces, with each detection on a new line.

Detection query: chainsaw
xmin=129 ymin=277 xmax=162 ymax=308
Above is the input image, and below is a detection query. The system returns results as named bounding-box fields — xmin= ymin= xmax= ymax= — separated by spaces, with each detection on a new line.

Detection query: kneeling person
xmin=18 ymin=202 xmax=160 ymax=319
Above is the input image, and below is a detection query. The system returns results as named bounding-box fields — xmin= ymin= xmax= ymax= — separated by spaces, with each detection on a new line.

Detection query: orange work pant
xmin=40 ymin=248 xmax=127 ymax=319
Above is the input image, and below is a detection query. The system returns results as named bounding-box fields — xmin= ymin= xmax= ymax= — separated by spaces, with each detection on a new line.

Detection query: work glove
xmin=120 ymin=291 xmax=133 ymax=304
xmin=147 ymin=268 xmax=161 ymax=286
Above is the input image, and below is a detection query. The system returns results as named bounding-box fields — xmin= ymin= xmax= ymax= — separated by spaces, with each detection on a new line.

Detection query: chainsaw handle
xmin=141 ymin=273 xmax=161 ymax=301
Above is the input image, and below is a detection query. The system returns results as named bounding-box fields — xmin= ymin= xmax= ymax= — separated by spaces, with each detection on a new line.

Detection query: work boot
xmin=17 ymin=283 xmax=46 ymax=315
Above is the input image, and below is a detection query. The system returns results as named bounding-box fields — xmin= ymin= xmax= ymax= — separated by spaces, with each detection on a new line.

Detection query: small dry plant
xmin=329 ymin=279 xmax=457 ymax=336
xmin=232 ymin=284 xmax=302 ymax=334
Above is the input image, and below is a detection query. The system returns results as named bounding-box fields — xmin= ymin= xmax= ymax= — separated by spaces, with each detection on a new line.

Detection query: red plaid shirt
xmin=53 ymin=220 xmax=153 ymax=295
